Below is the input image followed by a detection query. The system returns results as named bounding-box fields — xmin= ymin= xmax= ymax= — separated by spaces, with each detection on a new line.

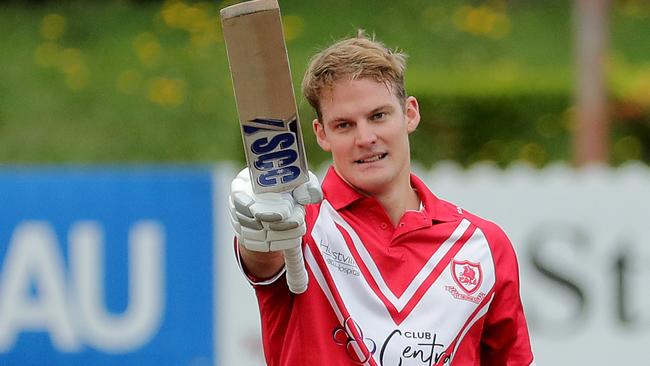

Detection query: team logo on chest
xmin=445 ymin=260 xmax=486 ymax=304
xmin=451 ymin=260 xmax=483 ymax=294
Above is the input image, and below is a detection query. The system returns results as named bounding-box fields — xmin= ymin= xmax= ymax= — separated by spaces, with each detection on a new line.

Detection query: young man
xmin=229 ymin=32 xmax=535 ymax=365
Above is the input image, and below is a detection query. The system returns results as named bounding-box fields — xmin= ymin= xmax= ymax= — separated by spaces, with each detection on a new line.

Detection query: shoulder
xmin=454 ymin=206 xmax=523 ymax=279
xmin=438 ymin=199 xmax=516 ymax=260
xmin=461 ymin=208 xmax=510 ymax=244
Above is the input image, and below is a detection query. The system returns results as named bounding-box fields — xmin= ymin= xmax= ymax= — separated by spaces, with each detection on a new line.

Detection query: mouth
xmin=355 ymin=153 xmax=388 ymax=164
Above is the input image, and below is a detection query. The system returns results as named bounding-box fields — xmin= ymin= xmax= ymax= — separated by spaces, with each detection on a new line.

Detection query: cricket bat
xmin=221 ymin=0 xmax=309 ymax=294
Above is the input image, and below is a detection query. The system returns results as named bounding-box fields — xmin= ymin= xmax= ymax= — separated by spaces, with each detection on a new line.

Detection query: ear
xmin=404 ymin=96 xmax=420 ymax=134
xmin=312 ymin=118 xmax=331 ymax=151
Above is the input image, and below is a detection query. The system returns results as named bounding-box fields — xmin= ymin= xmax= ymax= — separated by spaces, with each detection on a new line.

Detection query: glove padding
xmin=229 ymin=168 xmax=323 ymax=252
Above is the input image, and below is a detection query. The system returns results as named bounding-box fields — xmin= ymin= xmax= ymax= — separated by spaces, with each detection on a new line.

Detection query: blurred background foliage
xmin=0 ymin=0 xmax=649 ymax=168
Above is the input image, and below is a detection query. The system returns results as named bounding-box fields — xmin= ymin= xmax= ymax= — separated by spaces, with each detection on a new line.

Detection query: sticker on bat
xmin=242 ymin=116 xmax=305 ymax=190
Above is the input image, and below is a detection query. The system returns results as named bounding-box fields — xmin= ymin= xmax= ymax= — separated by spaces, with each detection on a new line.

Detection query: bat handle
xmin=283 ymin=246 xmax=308 ymax=294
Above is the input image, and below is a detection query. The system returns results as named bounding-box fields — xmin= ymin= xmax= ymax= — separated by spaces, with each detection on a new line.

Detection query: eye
xmin=370 ymin=112 xmax=386 ymax=121
xmin=334 ymin=121 xmax=351 ymax=130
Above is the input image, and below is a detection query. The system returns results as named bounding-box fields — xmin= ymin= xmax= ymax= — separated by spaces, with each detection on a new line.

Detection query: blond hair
xmin=301 ymin=30 xmax=407 ymax=119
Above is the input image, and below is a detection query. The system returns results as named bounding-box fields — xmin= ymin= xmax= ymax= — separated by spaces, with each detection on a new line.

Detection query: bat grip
xmin=283 ymin=246 xmax=308 ymax=294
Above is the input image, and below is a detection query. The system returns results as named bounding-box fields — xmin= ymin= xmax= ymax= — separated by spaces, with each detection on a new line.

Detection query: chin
xmin=335 ymin=159 xmax=403 ymax=194
xmin=349 ymin=172 xmax=393 ymax=195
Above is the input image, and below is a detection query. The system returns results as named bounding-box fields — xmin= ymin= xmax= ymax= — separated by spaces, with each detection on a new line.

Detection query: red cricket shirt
xmin=236 ymin=167 xmax=535 ymax=365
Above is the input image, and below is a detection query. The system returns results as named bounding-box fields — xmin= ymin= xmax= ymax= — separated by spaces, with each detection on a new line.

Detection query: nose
xmin=354 ymin=121 xmax=377 ymax=147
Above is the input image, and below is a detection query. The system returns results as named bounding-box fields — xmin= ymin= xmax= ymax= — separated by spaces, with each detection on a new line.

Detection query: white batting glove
xmin=228 ymin=168 xmax=322 ymax=252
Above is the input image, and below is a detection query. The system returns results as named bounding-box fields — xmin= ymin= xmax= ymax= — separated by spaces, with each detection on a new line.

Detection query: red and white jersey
xmin=237 ymin=167 xmax=535 ymax=365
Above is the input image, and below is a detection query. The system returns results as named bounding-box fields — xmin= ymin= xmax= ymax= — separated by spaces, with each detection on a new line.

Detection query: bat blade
xmin=221 ymin=0 xmax=308 ymax=194
xmin=221 ymin=0 xmax=310 ymax=294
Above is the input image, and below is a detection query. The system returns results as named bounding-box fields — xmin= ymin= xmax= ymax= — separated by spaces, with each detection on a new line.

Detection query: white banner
xmin=216 ymin=163 xmax=650 ymax=365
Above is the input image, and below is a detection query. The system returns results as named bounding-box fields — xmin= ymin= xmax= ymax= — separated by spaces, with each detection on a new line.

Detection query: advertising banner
xmin=0 ymin=167 xmax=215 ymax=366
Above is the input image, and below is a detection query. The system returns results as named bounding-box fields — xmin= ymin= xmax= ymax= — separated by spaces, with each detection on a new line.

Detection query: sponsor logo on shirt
xmin=445 ymin=260 xmax=486 ymax=304
xmin=332 ymin=317 xmax=376 ymax=364
xmin=379 ymin=329 xmax=451 ymax=365
xmin=332 ymin=320 xmax=452 ymax=366
xmin=320 ymin=240 xmax=360 ymax=277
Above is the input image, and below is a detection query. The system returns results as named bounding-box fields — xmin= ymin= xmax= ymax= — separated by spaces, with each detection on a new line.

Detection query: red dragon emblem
xmin=451 ymin=260 xmax=483 ymax=294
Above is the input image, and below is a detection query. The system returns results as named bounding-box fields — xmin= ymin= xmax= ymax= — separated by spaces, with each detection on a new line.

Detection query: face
xmin=313 ymin=77 xmax=420 ymax=196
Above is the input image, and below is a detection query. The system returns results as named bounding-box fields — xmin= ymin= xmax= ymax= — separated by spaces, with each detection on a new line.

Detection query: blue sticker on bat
xmin=242 ymin=116 xmax=304 ymax=190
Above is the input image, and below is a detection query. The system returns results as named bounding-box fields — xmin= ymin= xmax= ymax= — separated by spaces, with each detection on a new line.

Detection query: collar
xmin=410 ymin=173 xmax=459 ymax=223
xmin=321 ymin=166 xmax=365 ymax=210
xmin=321 ymin=166 xmax=459 ymax=223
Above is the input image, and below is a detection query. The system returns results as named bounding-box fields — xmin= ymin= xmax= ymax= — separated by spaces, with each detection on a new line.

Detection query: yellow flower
xmin=34 ymin=42 xmax=62 ymax=68
xmin=453 ymin=5 xmax=510 ymax=39
xmin=282 ymin=15 xmax=304 ymax=41
xmin=133 ymin=32 xmax=162 ymax=68
xmin=41 ymin=13 xmax=66 ymax=41
xmin=148 ymin=77 xmax=187 ymax=106
xmin=59 ymin=48 xmax=89 ymax=90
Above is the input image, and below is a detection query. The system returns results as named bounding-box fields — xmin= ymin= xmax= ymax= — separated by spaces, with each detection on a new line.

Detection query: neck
xmin=332 ymin=166 xmax=420 ymax=226
xmin=373 ymin=177 xmax=420 ymax=226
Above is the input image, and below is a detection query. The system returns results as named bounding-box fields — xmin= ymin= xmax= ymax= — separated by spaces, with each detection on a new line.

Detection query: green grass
xmin=0 ymin=0 xmax=648 ymax=166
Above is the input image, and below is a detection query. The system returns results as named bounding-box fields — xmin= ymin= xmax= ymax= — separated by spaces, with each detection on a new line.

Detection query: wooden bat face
xmin=221 ymin=0 xmax=308 ymax=194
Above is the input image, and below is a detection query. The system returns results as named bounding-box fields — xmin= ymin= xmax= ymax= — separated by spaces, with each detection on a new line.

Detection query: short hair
xmin=301 ymin=30 xmax=407 ymax=120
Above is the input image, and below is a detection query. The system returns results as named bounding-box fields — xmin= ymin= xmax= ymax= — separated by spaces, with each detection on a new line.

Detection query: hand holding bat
xmin=229 ymin=167 xmax=321 ymax=252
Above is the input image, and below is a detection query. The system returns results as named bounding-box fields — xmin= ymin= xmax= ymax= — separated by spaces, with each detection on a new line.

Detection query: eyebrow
xmin=367 ymin=104 xmax=394 ymax=117
xmin=324 ymin=104 xmax=396 ymax=126
xmin=324 ymin=116 xmax=349 ymax=127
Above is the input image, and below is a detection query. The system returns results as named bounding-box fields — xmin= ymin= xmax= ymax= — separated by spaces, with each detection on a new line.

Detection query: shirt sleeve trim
xmin=234 ymin=237 xmax=286 ymax=286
